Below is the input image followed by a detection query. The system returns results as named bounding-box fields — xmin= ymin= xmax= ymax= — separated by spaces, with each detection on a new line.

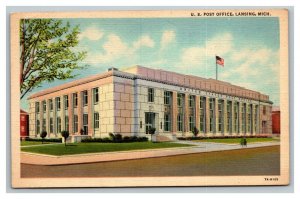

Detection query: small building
xmin=20 ymin=109 xmax=29 ymax=139
xmin=27 ymin=65 xmax=273 ymax=140
xmin=272 ymin=106 xmax=280 ymax=134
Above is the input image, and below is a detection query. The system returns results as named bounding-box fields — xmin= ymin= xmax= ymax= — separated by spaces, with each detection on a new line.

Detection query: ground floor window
xmin=42 ymin=119 xmax=46 ymax=132
xmin=36 ymin=119 xmax=40 ymax=134
xmin=209 ymin=98 xmax=215 ymax=132
xmin=73 ymin=115 xmax=78 ymax=133
xmin=83 ymin=114 xmax=88 ymax=135
xmin=56 ymin=117 xmax=61 ymax=133
xmin=164 ymin=113 xmax=171 ymax=131
xmin=94 ymin=112 xmax=99 ymax=129
xmin=65 ymin=116 xmax=69 ymax=132
xmin=227 ymin=101 xmax=232 ymax=133
xmin=177 ymin=114 xmax=183 ymax=132
xmin=189 ymin=115 xmax=195 ymax=132
xmin=49 ymin=118 xmax=53 ymax=133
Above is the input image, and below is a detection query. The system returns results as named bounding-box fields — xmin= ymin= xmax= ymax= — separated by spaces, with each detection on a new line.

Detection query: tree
xmin=61 ymin=130 xmax=70 ymax=146
xmin=20 ymin=19 xmax=86 ymax=99
xmin=192 ymin=127 xmax=199 ymax=137
xmin=148 ymin=127 xmax=156 ymax=142
xmin=40 ymin=131 xmax=47 ymax=144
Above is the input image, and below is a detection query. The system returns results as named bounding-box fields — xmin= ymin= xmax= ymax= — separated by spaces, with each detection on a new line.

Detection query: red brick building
xmin=20 ymin=109 xmax=29 ymax=138
xmin=272 ymin=106 xmax=280 ymax=134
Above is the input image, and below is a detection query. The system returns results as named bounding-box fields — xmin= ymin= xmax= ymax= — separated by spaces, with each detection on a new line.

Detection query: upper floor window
xmin=49 ymin=99 xmax=53 ymax=111
xmin=189 ymin=95 xmax=195 ymax=108
xmin=73 ymin=93 xmax=78 ymax=108
xmin=148 ymin=88 xmax=154 ymax=102
xmin=263 ymin=106 xmax=266 ymax=115
xmin=35 ymin=102 xmax=40 ymax=113
xmin=83 ymin=90 xmax=88 ymax=106
xmin=55 ymin=97 xmax=61 ymax=111
xmin=177 ymin=93 xmax=184 ymax=107
xmin=42 ymin=100 xmax=46 ymax=112
xmin=164 ymin=91 xmax=171 ymax=105
xmin=93 ymin=88 xmax=99 ymax=104
xmin=64 ymin=95 xmax=68 ymax=110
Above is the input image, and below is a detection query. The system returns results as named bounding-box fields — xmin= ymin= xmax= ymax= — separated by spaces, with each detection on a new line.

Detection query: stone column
xmin=78 ymin=92 xmax=83 ymax=134
xmin=184 ymin=93 xmax=190 ymax=133
xmin=223 ymin=99 xmax=227 ymax=135
xmin=46 ymin=99 xmax=50 ymax=137
xmin=239 ymin=102 xmax=242 ymax=135
xmin=215 ymin=98 xmax=219 ymax=135
xmin=68 ymin=93 xmax=73 ymax=134
xmin=195 ymin=95 xmax=200 ymax=132
xmin=231 ymin=101 xmax=234 ymax=136
xmin=252 ymin=104 xmax=255 ymax=135
xmin=205 ymin=97 xmax=210 ymax=135
xmin=172 ymin=91 xmax=178 ymax=134
xmin=61 ymin=96 xmax=66 ymax=132
xmin=88 ymin=89 xmax=93 ymax=136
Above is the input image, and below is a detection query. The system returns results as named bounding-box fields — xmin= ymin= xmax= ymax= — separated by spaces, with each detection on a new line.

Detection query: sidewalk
xmin=21 ymin=141 xmax=280 ymax=166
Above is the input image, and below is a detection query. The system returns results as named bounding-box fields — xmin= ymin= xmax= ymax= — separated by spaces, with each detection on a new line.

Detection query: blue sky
xmin=21 ymin=17 xmax=280 ymax=111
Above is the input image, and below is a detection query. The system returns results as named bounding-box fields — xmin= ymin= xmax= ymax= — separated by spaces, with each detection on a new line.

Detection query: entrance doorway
xmin=145 ymin=112 xmax=156 ymax=133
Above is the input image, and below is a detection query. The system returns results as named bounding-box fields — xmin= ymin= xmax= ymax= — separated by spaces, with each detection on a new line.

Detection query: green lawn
xmin=21 ymin=142 xmax=192 ymax=156
xmin=193 ymin=137 xmax=279 ymax=144
xmin=20 ymin=141 xmax=57 ymax=146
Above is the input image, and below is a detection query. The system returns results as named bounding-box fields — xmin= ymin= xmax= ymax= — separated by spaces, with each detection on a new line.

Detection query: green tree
xmin=61 ymin=130 xmax=69 ymax=146
xmin=20 ymin=19 xmax=86 ymax=99
xmin=40 ymin=131 xmax=47 ymax=144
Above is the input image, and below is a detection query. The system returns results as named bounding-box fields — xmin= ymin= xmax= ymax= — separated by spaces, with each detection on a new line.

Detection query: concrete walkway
xmin=21 ymin=141 xmax=280 ymax=166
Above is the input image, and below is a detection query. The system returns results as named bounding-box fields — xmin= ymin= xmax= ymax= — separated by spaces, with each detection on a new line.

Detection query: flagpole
xmin=216 ymin=56 xmax=218 ymax=80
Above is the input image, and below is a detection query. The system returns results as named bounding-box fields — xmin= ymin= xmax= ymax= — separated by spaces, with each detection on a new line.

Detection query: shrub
xmin=81 ymin=135 xmax=148 ymax=143
xmin=114 ymin=134 xmax=123 ymax=142
xmin=192 ymin=127 xmax=199 ymax=137
xmin=25 ymin=137 xmax=62 ymax=142
xmin=40 ymin=131 xmax=47 ymax=144
xmin=61 ymin=130 xmax=69 ymax=146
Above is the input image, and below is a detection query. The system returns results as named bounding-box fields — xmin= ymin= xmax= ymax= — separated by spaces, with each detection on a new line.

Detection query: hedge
xmin=81 ymin=134 xmax=148 ymax=143
xmin=177 ymin=135 xmax=272 ymax=140
xmin=25 ymin=137 xmax=62 ymax=142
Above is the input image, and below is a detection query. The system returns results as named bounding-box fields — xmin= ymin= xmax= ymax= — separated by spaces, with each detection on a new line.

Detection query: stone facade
xmin=27 ymin=66 xmax=273 ymax=139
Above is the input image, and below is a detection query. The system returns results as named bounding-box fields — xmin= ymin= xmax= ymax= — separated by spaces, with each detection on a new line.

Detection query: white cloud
xmin=79 ymin=26 xmax=104 ymax=41
xmin=133 ymin=35 xmax=155 ymax=49
xmin=161 ymin=30 xmax=176 ymax=49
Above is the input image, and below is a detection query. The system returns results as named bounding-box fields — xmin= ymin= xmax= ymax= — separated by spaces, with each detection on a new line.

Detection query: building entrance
xmin=145 ymin=112 xmax=156 ymax=133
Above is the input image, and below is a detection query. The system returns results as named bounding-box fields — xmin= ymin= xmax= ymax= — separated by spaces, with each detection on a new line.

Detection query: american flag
xmin=216 ymin=56 xmax=224 ymax=67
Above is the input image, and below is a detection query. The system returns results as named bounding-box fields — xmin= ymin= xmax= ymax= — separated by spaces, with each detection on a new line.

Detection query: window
xmin=35 ymin=102 xmax=40 ymax=113
xmin=55 ymin=97 xmax=61 ymax=111
xmin=49 ymin=99 xmax=53 ymax=111
xmin=177 ymin=114 xmax=183 ymax=132
xmin=254 ymin=105 xmax=258 ymax=133
xmin=93 ymin=88 xmax=99 ymax=104
xmin=227 ymin=101 xmax=232 ymax=133
xmin=164 ymin=91 xmax=171 ymax=105
xmin=177 ymin=93 xmax=184 ymax=107
xmin=164 ymin=113 xmax=171 ymax=131
xmin=73 ymin=93 xmax=78 ymax=108
xmin=65 ymin=116 xmax=69 ymax=131
xmin=73 ymin=115 xmax=78 ymax=133
xmin=189 ymin=95 xmax=195 ymax=131
xmin=49 ymin=118 xmax=53 ymax=133
xmin=234 ymin=102 xmax=239 ymax=133
xmin=209 ymin=98 xmax=215 ymax=133
xmin=82 ymin=90 xmax=88 ymax=106
xmin=42 ymin=119 xmax=46 ymax=131
xmin=83 ymin=114 xmax=88 ymax=134
xmin=42 ymin=101 xmax=46 ymax=112
xmin=189 ymin=115 xmax=195 ymax=132
xmin=189 ymin=95 xmax=195 ymax=108
xmin=148 ymin=88 xmax=154 ymax=102
xmin=56 ymin=117 xmax=61 ymax=133
xmin=241 ymin=103 xmax=246 ymax=133
xmin=248 ymin=105 xmax=252 ymax=133
xmin=200 ymin=97 xmax=206 ymax=132
xmin=36 ymin=119 xmax=40 ymax=134
xmin=94 ymin=112 xmax=99 ymax=129
xmin=218 ymin=100 xmax=224 ymax=133
xmin=263 ymin=106 xmax=266 ymax=115
xmin=64 ymin=95 xmax=68 ymax=110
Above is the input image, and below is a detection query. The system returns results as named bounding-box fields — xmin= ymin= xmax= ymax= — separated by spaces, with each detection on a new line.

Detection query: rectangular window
xmin=189 ymin=95 xmax=195 ymax=131
xmin=254 ymin=105 xmax=258 ymax=133
xmin=209 ymin=98 xmax=215 ymax=133
xmin=64 ymin=95 xmax=69 ymax=110
xmin=234 ymin=102 xmax=239 ymax=133
xmin=242 ymin=103 xmax=246 ymax=134
xmin=248 ymin=104 xmax=252 ymax=133
xmin=73 ymin=115 xmax=78 ymax=133
xmin=227 ymin=101 xmax=232 ymax=133
xmin=177 ymin=114 xmax=183 ymax=132
xmin=35 ymin=102 xmax=40 ymax=113
xmin=148 ymin=88 xmax=154 ymax=102
xmin=56 ymin=117 xmax=61 ymax=133
xmin=73 ymin=93 xmax=78 ymax=108
xmin=36 ymin=119 xmax=40 ymax=134
xmin=263 ymin=106 xmax=266 ymax=115
xmin=83 ymin=90 xmax=88 ymax=106
xmin=49 ymin=99 xmax=53 ymax=111
xmin=55 ymin=97 xmax=61 ymax=111
xmin=164 ymin=113 xmax=171 ymax=131
xmin=93 ymin=88 xmax=99 ymax=104
xmin=164 ymin=91 xmax=171 ymax=105
xmin=83 ymin=114 xmax=88 ymax=135
xmin=65 ymin=116 xmax=69 ymax=131
xmin=189 ymin=95 xmax=195 ymax=108
xmin=49 ymin=118 xmax=53 ymax=133
xmin=189 ymin=115 xmax=195 ymax=132
xmin=218 ymin=100 xmax=224 ymax=133
xmin=177 ymin=93 xmax=184 ymax=107
xmin=42 ymin=101 xmax=46 ymax=112
xmin=200 ymin=97 xmax=206 ymax=132
xmin=42 ymin=119 xmax=46 ymax=132
xmin=94 ymin=112 xmax=99 ymax=129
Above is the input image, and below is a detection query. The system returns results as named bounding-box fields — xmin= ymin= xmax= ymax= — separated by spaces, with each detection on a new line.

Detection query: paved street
xmin=21 ymin=145 xmax=280 ymax=177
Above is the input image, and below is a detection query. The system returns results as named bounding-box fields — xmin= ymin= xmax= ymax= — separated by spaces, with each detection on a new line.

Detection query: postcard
xmin=10 ymin=9 xmax=289 ymax=187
